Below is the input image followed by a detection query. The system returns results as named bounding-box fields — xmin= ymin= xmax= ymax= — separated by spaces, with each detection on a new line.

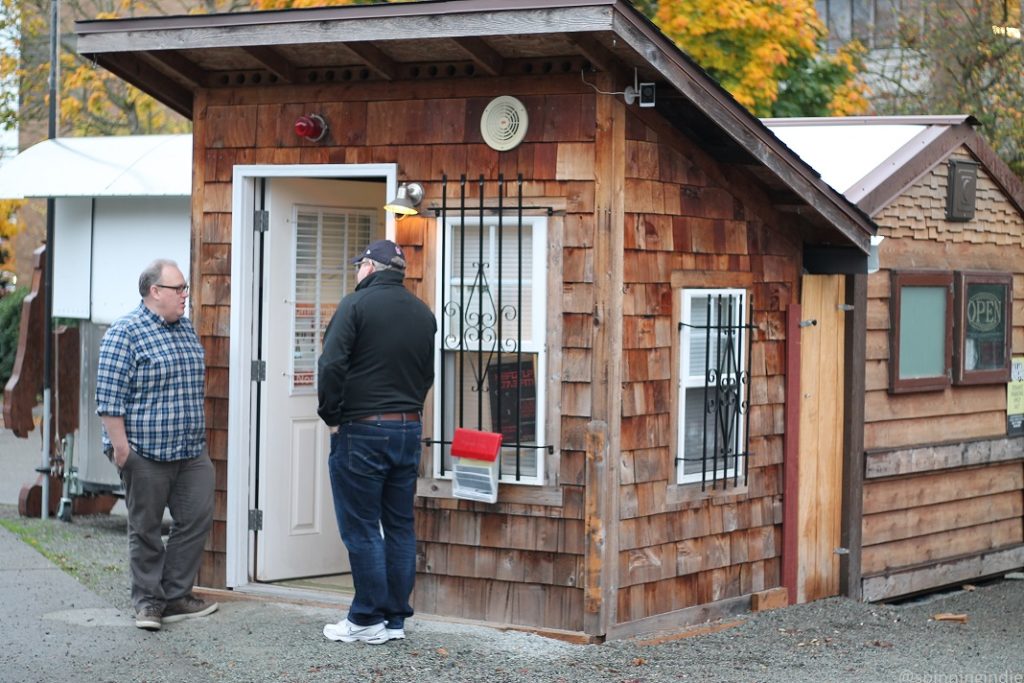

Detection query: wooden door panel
xmin=256 ymin=177 xmax=375 ymax=581
xmin=796 ymin=274 xmax=845 ymax=603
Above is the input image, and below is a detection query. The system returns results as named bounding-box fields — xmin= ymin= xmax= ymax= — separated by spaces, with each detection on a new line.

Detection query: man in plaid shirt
xmin=96 ymin=258 xmax=217 ymax=631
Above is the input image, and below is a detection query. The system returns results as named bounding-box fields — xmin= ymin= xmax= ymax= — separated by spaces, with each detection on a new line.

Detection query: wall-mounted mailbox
xmin=450 ymin=428 xmax=503 ymax=504
xmin=946 ymin=158 xmax=979 ymax=222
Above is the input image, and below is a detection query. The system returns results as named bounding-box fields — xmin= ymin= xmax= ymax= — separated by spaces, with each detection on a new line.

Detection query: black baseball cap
xmin=351 ymin=239 xmax=406 ymax=270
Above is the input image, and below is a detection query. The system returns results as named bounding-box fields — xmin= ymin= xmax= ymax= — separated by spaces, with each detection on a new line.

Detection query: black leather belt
xmin=355 ymin=412 xmax=421 ymax=423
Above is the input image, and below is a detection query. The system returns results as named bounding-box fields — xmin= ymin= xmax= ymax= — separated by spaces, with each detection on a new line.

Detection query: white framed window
xmin=677 ymin=288 xmax=749 ymax=488
xmin=433 ymin=214 xmax=548 ymax=484
xmin=290 ymin=205 xmax=374 ymax=393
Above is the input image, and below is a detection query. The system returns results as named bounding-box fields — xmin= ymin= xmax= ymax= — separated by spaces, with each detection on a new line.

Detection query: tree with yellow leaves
xmin=0 ymin=198 xmax=23 ymax=290
xmin=3 ymin=0 xmax=192 ymax=140
xmin=868 ymin=0 xmax=1023 ymax=177
xmin=646 ymin=0 xmax=868 ymax=117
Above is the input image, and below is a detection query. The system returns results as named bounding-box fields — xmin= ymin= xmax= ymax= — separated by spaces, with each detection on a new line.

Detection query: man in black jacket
xmin=317 ymin=239 xmax=436 ymax=645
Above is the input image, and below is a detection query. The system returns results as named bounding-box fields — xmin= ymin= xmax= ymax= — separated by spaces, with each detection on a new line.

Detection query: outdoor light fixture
xmin=868 ymin=235 xmax=885 ymax=274
xmin=383 ymin=182 xmax=424 ymax=217
xmin=294 ymin=113 xmax=328 ymax=142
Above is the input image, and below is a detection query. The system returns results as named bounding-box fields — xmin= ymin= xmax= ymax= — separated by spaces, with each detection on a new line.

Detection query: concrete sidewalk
xmin=0 ymin=520 xmax=589 ymax=683
xmin=0 ymin=525 xmax=218 ymax=682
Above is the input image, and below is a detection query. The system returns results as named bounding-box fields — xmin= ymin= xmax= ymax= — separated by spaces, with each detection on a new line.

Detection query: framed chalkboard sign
xmin=954 ymin=271 xmax=1012 ymax=385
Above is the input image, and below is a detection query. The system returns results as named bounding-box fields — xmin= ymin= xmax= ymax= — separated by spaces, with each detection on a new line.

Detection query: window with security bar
xmin=677 ymin=289 xmax=753 ymax=489
xmin=433 ymin=196 xmax=548 ymax=484
xmin=291 ymin=206 xmax=374 ymax=393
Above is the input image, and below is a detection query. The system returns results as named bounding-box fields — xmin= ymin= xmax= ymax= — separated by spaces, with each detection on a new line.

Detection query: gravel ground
xmin=2 ymin=503 xmax=1022 ymax=683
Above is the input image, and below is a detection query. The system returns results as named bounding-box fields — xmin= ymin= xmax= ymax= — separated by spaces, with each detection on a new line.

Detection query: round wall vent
xmin=480 ymin=96 xmax=529 ymax=151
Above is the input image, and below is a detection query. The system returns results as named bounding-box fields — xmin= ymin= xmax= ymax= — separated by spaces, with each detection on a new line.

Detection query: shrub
xmin=0 ymin=287 xmax=28 ymax=389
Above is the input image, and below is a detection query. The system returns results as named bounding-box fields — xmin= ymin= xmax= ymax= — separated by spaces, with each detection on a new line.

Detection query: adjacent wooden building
xmin=75 ymin=0 xmax=877 ymax=639
xmin=768 ymin=116 xmax=1024 ymax=602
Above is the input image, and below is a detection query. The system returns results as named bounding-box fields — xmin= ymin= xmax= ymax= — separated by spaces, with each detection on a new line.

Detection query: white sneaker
xmin=323 ymin=619 xmax=389 ymax=644
xmin=386 ymin=627 xmax=405 ymax=640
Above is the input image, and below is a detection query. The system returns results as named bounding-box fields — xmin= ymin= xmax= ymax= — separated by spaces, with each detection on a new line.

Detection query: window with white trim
xmin=291 ymin=206 xmax=374 ymax=393
xmin=433 ymin=213 xmax=547 ymax=484
xmin=677 ymin=288 xmax=751 ymax=489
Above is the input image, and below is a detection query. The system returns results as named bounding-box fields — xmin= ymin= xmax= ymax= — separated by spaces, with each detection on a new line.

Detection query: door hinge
xmin=248 ymin=509 xmax=263 ymax=531
xmin=254 ymin=209 xmax=269 ymax=233
xmin=251 ymin=359 xmax=266 ymax=382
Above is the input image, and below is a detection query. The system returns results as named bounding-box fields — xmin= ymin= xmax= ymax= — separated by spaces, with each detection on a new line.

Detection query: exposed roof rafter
xmin=137 ymin=50 xmax=207 ymax=89
xmin=566 ymin=33 xmax=619 ymax=75
xmin=345 ymin=41 xmax=399 ymax=81
xmin=242 ymin=46 xmax=298 ymax=84
xmin=452 ymin=37 xmax=503 ymax=76
xmin=89 ymin=52 xmax=192 ymax=118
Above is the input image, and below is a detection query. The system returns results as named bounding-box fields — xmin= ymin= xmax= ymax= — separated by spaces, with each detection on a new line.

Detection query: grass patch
xmin=0 ymin=508 xmax=134 ymax=609
xmin=0 ymin=517 xmax=83 ymax=577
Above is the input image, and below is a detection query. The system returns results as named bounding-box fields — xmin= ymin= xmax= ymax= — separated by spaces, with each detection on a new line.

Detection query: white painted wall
xmin=53 ymin=196 xmax=190 ymax=323
xmin=53 ymin=198 xmax=94 ymax=319
xmin=89 ymin=196 xmax=191 ymax=324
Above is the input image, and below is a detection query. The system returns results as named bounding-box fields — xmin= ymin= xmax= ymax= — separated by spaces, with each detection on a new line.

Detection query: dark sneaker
xmin=163 ymin=595 xmax=219 ymax=624
xmin=323 ymin=619 xmax=389 ymax=644
xmin=135 ymin=606 xmax=163 ymax=631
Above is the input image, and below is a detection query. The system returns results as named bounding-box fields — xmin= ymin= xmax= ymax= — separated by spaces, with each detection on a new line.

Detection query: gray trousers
xmin=117 ymin=449 xmax=215 ymax=612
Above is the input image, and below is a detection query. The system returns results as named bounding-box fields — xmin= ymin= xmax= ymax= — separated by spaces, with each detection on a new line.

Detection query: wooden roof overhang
xmin=767 ymin=115 xmax=1024 ymax=220
xmin=75 ymin=0 xmax=875 ymax=255
xmin=845 ymin=117 xmax=1024 ymax=220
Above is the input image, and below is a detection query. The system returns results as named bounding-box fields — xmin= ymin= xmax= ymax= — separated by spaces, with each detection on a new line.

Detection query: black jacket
xmin=317 ymin=269 xmax=436 ymax=426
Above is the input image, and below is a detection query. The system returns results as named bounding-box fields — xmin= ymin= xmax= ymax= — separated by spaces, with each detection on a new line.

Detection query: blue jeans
xmin=328 ymin=419 xmax=421 ymax=628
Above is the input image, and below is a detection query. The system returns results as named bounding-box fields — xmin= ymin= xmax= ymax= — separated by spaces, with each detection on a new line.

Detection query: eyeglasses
xmin=154 ymin=283 xmax=189 ymax=295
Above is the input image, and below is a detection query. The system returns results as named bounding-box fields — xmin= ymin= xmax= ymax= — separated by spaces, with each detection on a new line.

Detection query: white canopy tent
xmin=0 ymin=134 xmax=192 ymax=198
xmin=0 ymin=134 xmax=192 ymax=494
xmin=0 ymin=135 xmax=192 ymax=322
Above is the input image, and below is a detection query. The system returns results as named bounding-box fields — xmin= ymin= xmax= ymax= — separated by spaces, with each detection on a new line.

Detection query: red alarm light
xmin=294 ymin=114 xmax=328 ymax=142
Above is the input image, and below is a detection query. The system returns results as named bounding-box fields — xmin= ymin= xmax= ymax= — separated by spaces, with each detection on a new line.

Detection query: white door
xmin=255 ymin=177 xmax=386 ymax=581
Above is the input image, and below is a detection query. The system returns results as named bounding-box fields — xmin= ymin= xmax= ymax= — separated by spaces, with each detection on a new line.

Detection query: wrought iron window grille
xmin=678 ymin=293 xmax=755 ymax=491
xmin=426 ymin=173 xmax=552 ymax=482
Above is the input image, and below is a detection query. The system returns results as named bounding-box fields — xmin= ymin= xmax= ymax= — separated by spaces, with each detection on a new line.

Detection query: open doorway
xmin=226 ymin=164 xmax=397 ymax=594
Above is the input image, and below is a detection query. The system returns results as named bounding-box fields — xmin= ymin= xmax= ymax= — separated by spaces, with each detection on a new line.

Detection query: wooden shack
xmin=75 ymin=0 xmax=877 ymax=639
xmin=768 ymin=116 xmax=1024 ymax=602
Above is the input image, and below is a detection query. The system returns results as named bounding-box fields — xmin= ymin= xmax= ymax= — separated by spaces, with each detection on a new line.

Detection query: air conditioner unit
xmin=450 ymin=428 xmax=503 ymax=504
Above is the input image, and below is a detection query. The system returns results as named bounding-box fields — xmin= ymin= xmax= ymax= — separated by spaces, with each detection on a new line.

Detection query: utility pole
xmin=40 ymin=0 xmax=59 ymax=519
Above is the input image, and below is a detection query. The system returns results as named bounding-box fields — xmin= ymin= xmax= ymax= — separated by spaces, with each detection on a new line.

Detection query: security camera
xmin=638 ymin=83 xmax=656 ymax=108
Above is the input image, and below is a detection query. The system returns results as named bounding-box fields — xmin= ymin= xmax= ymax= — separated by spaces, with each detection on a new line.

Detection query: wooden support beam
xmin=583 ymin=421 xmax=609 ymax=635
xmin=583 ymin=72 xmax=625 ymax=638
xmin=840 ymin=273 xmax=866 ymax=601
xmin=242 ymin=46 xmax=297 ymax=84
xmin=90 ymin=53 xmax=192 ymax=118
xmin=567 ymin=33 xmax=620 ymax=75
xmin=346 ymin=41 xmax=399 ymax=81
xmin=781 ymin=303 xmax=802 ymax=605
xmin=137 ymin=50 xmax=207 ymax=89
xmin=452 ymin=37 xmax=503 ymax=76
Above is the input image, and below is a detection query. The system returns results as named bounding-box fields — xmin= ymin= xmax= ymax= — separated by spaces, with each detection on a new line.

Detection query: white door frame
xmin=226 ymin=163 xmax=398 ymax=588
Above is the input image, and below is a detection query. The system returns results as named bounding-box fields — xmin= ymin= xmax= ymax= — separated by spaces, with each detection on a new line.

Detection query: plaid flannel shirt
xmin=95 ymin=302 xmax=206 ymax=461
